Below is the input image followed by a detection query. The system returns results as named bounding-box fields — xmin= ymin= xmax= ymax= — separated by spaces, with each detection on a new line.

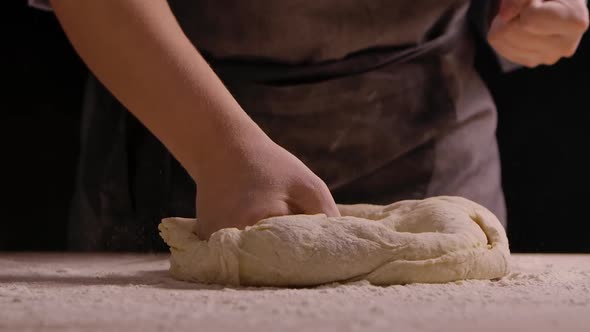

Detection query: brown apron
xmin=69 ymin=0 xmax=505 ymax=251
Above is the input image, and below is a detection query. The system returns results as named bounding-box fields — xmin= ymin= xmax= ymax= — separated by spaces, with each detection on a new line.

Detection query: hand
xmin=51 ymin=0 xmax=340 ymax=240
xmin=195 ymin=138 xmax=341 ymax=239
xmin=488 ymin=0 xmax=589 ymax=67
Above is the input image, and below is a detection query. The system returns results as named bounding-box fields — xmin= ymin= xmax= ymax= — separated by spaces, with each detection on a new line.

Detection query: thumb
xmin=498 ymin=0 xmax=533 ymax=22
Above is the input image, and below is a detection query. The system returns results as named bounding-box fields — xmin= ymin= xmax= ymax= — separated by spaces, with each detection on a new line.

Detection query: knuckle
xmin=312 ymin=178 xmax=331 ymax=197
xmin=540 ymin=53 xmax=559 ymax=65
xmin=518 ymin=14 xmax=535 ymax=30
xmin=560 ymin=38 xmax=581 ymax=58
xmin=510 ymin=55 xmax=538 ymax=68
xmin=524 ymin=59 xmax=540 ymax=68
xmin=298 ymin=175 xmax=328 ymax=196
xmin=542 ymin=57 xmax=560 ymax=66
xmin=573 ymin=12 xmax=590 ymax=32
xmin=564 ymin=45 xmax=578 ymax=58
xmin=311 ymin=179 xmax=333 ymax=204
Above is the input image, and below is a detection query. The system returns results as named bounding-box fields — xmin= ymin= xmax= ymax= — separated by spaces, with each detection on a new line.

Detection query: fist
xmin=488 ymin=0 xmax=589 ymax=67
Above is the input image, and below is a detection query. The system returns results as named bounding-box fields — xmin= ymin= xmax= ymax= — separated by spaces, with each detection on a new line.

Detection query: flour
xmin=1 ymin=253 xmax=589 ymax=332
xmin=159 ymin=196 xmax=510 ymax=286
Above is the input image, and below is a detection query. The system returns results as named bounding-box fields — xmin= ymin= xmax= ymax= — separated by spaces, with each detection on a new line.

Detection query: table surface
xmin=1 ymin=253 xmax=589 ymax=332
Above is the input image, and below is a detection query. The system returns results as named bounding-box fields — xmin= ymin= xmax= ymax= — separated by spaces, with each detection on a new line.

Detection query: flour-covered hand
xmin=195 ymin=139 xmax=340 ymax=240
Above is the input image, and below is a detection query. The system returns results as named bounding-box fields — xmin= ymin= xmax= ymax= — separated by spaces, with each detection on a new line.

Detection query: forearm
xmin=51 ymin=0 xmax=268 ymax=180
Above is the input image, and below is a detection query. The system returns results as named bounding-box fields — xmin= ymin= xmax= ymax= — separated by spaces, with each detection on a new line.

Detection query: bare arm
xmin=51 ymin=0 xmax=340 ymax=238
xmin=51 ymin=0 xmax=266 ymax=180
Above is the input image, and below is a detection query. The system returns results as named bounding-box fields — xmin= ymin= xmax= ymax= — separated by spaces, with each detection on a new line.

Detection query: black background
xmin=2 ymin=1 xmax=589 ymax=252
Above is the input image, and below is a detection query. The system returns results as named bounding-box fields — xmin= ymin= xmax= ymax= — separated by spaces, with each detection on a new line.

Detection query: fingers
xmin=489 ymin=19 xmax=574 ymax=66
xmin=519 ymin=1 xmax=590 ymax=36
xmin=498 ymin=0 xmax=534 ymax=22
xmin=489 ymin=0 xmax=589 ymax=68
xmin=196 ymin=200 xmax=292 ymax=240
xmin=313 ymin=182 xmax=341 ymax=217
xmin=194 ymin=217 xmax=213 ymax=240
xmin=292 ymin=177 xmax=341 ymax=218
xmin=242 ymin=200 xmax=293 ymax=224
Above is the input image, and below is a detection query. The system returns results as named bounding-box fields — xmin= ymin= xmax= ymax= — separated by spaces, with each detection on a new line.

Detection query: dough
xmin=158 ymin=196 xmax=510 ymax=287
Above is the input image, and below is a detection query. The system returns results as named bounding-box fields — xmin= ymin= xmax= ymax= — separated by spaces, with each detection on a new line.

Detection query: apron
xmin=68 ymin=0 xmax=505 ymax=251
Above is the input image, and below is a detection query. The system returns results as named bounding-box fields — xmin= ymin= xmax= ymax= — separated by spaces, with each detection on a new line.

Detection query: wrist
xmin=185 ymin=119 xmax=273 ymax=182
